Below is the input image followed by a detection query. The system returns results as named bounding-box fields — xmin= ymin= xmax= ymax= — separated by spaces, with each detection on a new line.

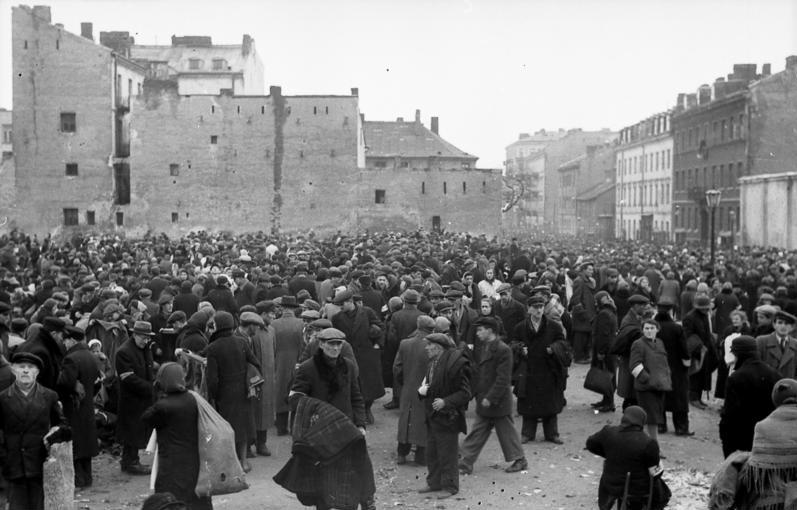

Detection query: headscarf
xmin=155 ymin=362 xmax=186 ymax=393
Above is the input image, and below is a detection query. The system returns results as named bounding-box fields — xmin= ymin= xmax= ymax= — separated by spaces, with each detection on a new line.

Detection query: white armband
xmin=631 ymin=364 xmax=645 ymax=378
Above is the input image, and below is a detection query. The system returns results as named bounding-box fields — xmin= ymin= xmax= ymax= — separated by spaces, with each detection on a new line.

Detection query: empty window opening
xmin=210 ymin=135 xmax=218 ymax=144
xmin=60 ymin=112 xmax=76 ymax=132
xmin=482 ymin=181 xmax=486 ymax=193
xmin=113 ymin=163 xmax=130 ymax=205
xmin=65 ymin=163 xmax=78 ymax=176
xmin=63 ymin=208 xmax=78 ymax=226
xmin=325 ymin=106 xmax=329 ymax=114
xmin=443 ymin=182 xmax=447 ymax=194
xmin=261 ymin=106 xmax=265 ymax=114
xmin=237 ymin=105 xmax=241 ymax=114
xmin=313 ymin=106 xmax=317 ymax=115
xmin=374 ymin=160 xmax=387 ymax=168
xmin=171 ymin=212 xmax=179 ymax=223
xmin=462 ymin=182 xmax=467 ymax=194
xmin=86 ymin=211 xmax=95 ymax=225
xmin=169 ymin=163 xmax=179 ymax=176
xmin=375 ymin=190 xmax=386 ymax=204
xmin=116 ymin=211 xmax=124 ymax=226
xmin=211 ymin=105 xmax=215 ymax=114
xmin=421 ymin=182 xmax=426 ymax=194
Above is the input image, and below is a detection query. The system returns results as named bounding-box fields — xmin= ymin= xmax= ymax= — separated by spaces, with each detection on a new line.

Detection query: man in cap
xmin=569 ymin=260 xmax=597 ymax=365
xmin=0 ymin=352 xmax=71 ymax=510
xmin=719 ymin=335 xmax=781 ymax=458
xmin=417 ymin=333 xmax=471 ymax=499
xmin=459 ymin=317 xmax=527 ymax=475
xmin=494 ymin=283 xmax=526 ymax=340
xmin=683 ymin=294 xmax=717 ymax=409
xmin=0 ymin=301 xmax=11 ymax=353
xmin=610 ymin=294 xmax=650 ymax=410
xmin=18 ymin=316 xmax=67 ymax=390
xmin=272 ymin=294 xmax=305 ymax=435
xmin=655 ymin=296 xmax=693 ymax=436
xmin=237 ymin=311 xmax=274 ymax=457
xmin=586 ymin=406 xmax=660 ymax=510
xmin=753 ymin=304 xmax=777 ymax=337
xmin=207 ymin=275 xmax=239 ymax=316
xmin=384 ymin=290 xmax=424 ymax=410
xmin=511 ymin=294 xmax=569 ymax=444
xmin=288 ymin=263 xmax=318 ymax=302
xmin=756 ymin=310 xmax=797 ymax=379
xmin=115 ymin=321 xmax=156 ymax=475
xmin=233 ymin=269 xmax=257 ymax=309
xmin=590 ymin=291 xmax=618 ymax=412
xmin=393 ymin=315 xmax=436 ymax=465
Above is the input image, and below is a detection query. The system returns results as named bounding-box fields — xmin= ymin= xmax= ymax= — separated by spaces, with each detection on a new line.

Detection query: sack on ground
xmin=190 ymin=390 xmax=249 ymax=497
xmin=44 ymin=440 xmax=74 ymax=510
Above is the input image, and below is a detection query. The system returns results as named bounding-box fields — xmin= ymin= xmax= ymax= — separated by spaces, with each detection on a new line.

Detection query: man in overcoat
xmin=655 ymin=297 xmax=692 ymax=435
xmin=493 ymin=283 xmax=526 ymax=340
xmin=510 ymin=294 xmax=569 ymax=444
xmin=590 ymin=291 xmax=618 ymax=412
xmin=683 ymin=295 xmax=716 ymax=408
xmin=272 ymin=296 xmax=305 ymax=434
xmin=755 ymin=310 xmax=797 ymax=379
xmin=611 ymin=295 xmax=650 ymax=410
xmin=569 ymin=260 xmax=597 ymax=364
xmin=332 ymin=289 xmax=385 ymax=424
xmin=56 ymin=326 xmax=100 ymax=487
xmin=383 ymin=290 xmax=423 ymax=410
xmin=115 ymin=320 xmax=156 ymax=475
xmin=459 ymin=317 xmax=526 ymax=475
xmin=393 ymin=314 xmax=435 ymax=465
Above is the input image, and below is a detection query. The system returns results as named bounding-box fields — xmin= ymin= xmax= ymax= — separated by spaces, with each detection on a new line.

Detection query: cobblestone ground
xmin=71 ymin=363 xmax=722 ymax=509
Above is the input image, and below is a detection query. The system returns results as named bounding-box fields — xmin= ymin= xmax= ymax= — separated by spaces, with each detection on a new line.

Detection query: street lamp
xmin=729 ymin=209 xmax=736 ymax=248
xmin=705 ymin=189 xmax=722 ymax=270
xmin=619 ymin=199 xmax=625 ymax=240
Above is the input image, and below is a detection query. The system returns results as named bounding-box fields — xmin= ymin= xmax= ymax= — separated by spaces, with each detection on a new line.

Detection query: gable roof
xmin=576 ymin=181 xmax=615 ymax=201
xmin=364 ymin=121 xmax=477 ymax=161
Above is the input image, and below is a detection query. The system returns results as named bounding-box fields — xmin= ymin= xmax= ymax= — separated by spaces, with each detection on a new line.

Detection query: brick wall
xmin=748 ymin=67 xmax=797 ymax=177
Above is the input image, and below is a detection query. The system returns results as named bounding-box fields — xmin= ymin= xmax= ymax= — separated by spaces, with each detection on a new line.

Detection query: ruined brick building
xmin=10 ymin=5 xmax=500 ymax=236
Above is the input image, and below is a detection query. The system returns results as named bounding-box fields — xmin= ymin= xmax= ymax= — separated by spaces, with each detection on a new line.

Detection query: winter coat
xmin=0 ymin=383 xmax=70 ymax=480
xmin=611 ymin=308 xmax=644 ymax=400
xmin=332 ymin=306 xmax=386 ymax=402
xmin=384 ymin=307 xmax=423 ymax=388
xmin=713 ymin=291 xmax=740 ymax=337
xmin=511 ymin=316 xmax=568 ymax=418
xmin=586 ymin=423 xmax=660 ymax=499
xmin=592 ymin=304 xmax=618 ymax=360
xmin=206 ymin=287 xmax=239 ymax=316
xmin=85 ymin=319 xmax=129 ymax=372
xmin=570 ymin=275 xmax=597 ymax=332
xmin=205 ymin=329 xmax=261 ymax=444
xmin=495 ymin=298 xmax=527 ymax=341
xmin=630 ymin=337 xmax=672 ymax=392
xmin=173 ymin=289 xmax=200 ymax=317
xmin=56 ymin=342 xmax=100 ymax=460
xmin=719 ymin=357 xmax=780 ymax=457
xmin=292 ymin=351 xmax=366 ymax=428
xmin=755 ymin=333 xmax=797 ymax=379
xmin=421 ymin=348 xmax=471 ymax=434
xmin=115 ymin=337 xmax=155 ymax=447
xmin=249 ymin=324 xmax=277 ymax=432
xmin=473 ymin=339 xmax=514 ymax=418
xmin=393 ymin=330 xmax=430 ymax=446
xmin=656 ymin=312 xmax=690 ymax=414
xmin=273 ymin=315 xmax=305 ymax=414
xmin=684 ymin=308 xmax=718 ymax=392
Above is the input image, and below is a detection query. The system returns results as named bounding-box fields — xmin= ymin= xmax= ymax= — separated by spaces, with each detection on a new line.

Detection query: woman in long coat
xmin=142 ymin=362 xmax=212 ymax=510
xmin=204 ymin=311 xmax=260 ymax=471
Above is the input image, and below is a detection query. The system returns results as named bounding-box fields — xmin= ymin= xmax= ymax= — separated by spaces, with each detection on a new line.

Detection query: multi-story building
xmin=0 ymin=109 xmax=11 ymax=158
xmin=361 ymin=111 xmax=501 ymax=233
xmin=0 ymin=109 xmax=13 ymax=223
xmin=557 ymin=144 xmax=616 ymax=239
xmin=615 ymin=111 xmax=673 ymax=241
xmin=672 ymin=63 xmax=770 ymax=246
xmin=503 ymin=130 xmax=566 ymax=231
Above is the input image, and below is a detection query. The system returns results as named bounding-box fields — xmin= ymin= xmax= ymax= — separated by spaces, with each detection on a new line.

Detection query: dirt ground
xmin=71 ymin=363 xmax=724 ymax=509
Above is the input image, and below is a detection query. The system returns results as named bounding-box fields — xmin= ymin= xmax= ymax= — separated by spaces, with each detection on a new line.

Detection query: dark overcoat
xmin=18 ymin=328 xmax=65 ymax=390
xmin=205 ymin=329 xmax=261 ymax=444
xmin=422 ymin=348 xmax=471 ymax=434
xmin=592 ymin=304 xmax=618 ymax=361
xmin=383 ymin=308 xmax=423 ymax=388
xmin=683 ymin=308 xmax=718 ymax=393
xmin=393 ymin=331 xmax=430 ymax=445
xmin=332 ymin=306 xmax=386 ymax=402
xmin=273 ymin=315 xmax=306 ymax=414
xmin=56 ymin=342 xmax=100 ymax=460
xmin=612 ymin=309 xmax=644 ymax=400
xmin=656 ymin=312 xmax=690 ymax=414
xmin=115 ymin=337 xmax=155 ymax=447
xmin=586 ymin=424 xmax=660 ymax=499
xmin=570 ymin=275 xmax=597 ymax=332
xmin=474 ymin=339 xmax=514 ymax=418
xmin=755 ymin=333 xmax=797 ymax=379
xmin=142 ymin=391 xmax=212 ymax=510
xmin=495 ymin=298 xmax=527 ymax=341
xmin=719 ymin=357 xmax=781 ymax=457
xmin=0 ymin=383 xmax=69 ymax=480
xmin=511 ymin=316 xmax=568 ymax=418
xmin=291 ymin=351 xmax=366 ymax=428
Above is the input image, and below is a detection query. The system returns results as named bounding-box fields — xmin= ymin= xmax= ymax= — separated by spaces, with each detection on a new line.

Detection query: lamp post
xmin=705 ymin=189 xmax=722 ymax=270
xmin=673 ymin=205 xmax=680 ymax=243
xmin=729 ymin=208 xmax=736 ymax=248
xmin=619 ymin=199 xmax=625 ymax=240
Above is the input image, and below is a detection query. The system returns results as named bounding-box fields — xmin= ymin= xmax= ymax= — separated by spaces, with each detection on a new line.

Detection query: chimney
xmin=415 ymin=109 xmax=421 ymax=123
xmin=100 ymin=31 xmax=134 ymax=58
xmin=762 ymin=63 xmax=771 ymax=76
xmin=32 ymin=5 xmax=51 ymax=22
xmin=697 ymin=84 xmax=711 ymax=105
xmin=686 ymin=93 xmax=697 ymax=108
xmin=269 ymin=85 xmax=282 ymax=97
xmin=786 ymin=56 xmax=797 ymax=71
xmin=396 ymin=117 xmax=404 ymax=122
xmin=80 ymin=22 xmax=93 ymax=41
xmin=350 ymin=87 xmax=358 ymax=96
xmin=431 ymin=116 xmax=439 ymax=135
xmin=242 ymin=34 xmax=252 ymax=56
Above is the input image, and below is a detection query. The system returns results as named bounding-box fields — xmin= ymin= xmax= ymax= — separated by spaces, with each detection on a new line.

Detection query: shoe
xmin=505 ymin=458 xmax=528 ymax=473
xmin=459 ymin=463 xmax=472 ymax=475
xmin=521 ymin=435 xmax=534 ymax=444
xmin=256 ymin=444 xmax=272 ymax=456
xmin=437 ymin=491 xmax=457 ymax=500
xmin=590 ymin=400 xmax=605 ymax=408
xmin=121 ymin=463 xmax=151 ymax=475
xmin=675 ymin=430 xmax=696 ymax=437
xmin=397 ymin=455 xmax=407 ymax=465
xmin=690 ymin=400 xmax=707 ymax=410
xmin=546 ymin=436 xmax=564 ymax=445
xmin=383 ymin=400 xmax=399 ymax=410
xmin=418 ymin=486 xmax=440 ymax=494
xmin=658 ymin=425 xmax=668 ymax=434
xmin=597 ymin=405 xmax=616 ymax=413
xmin=242 ymin=461 xmax=252 ymax=473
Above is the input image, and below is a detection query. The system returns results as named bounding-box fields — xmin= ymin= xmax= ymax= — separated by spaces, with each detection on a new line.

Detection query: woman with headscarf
xmin=715 ymin=310 xmax=752 ymax=399
xmin=142 ymin=362 xmax=212 ymax=510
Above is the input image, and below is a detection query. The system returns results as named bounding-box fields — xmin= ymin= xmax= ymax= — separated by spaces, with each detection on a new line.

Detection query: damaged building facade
xmin=11 ymin=5 xmax=500 ymax=236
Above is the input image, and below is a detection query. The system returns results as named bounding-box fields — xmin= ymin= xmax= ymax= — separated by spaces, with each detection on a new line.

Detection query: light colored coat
xmin=393 ymin=330 xmax=430 ymax=446
xmin=251 ymin=324 xmax=277 ymax=431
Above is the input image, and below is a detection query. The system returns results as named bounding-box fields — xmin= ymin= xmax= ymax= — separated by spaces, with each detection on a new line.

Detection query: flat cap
xmin=300 ymin=310 xmax=321 ymax=321
xmin=628 ymin=294 xmax=651 ymax=306
xmin=240 ymin=311 xmax=265 ymax=327
xmin=332 ymin=289 xmax=354 ymax=305
xmin=474 ymin=316 xmax=500 ymax=332
xmin=755 ymin=304 xmax=779 ymax=317
xmin=693 ymin=295 xmax=711 ymax=309
xmin=402 ymin=289 xmax=420 ymax=304
xmin=158 ymin=293 xmax=174 ymax=305
xmin=255 ymin=300 xmax=277 ymax=314
xmin=11 ymin=351 xmax=44 ymax=370
xmin=167 ymin=311 xmax=187 ymax=324
xmin=527 ymin=295 xmax=547 ymax=307
xmin=309 ymin=318 xmax=333 ymax=329
xmin=317 ymin=328 xmax=347 ymax=341
xmin=775 ymin=310 xmax=797 ymax=324
xmin=496 ymin=283 xmax=512 ymax=295
xmin=43 ymin=317 xmax=66 ymax=332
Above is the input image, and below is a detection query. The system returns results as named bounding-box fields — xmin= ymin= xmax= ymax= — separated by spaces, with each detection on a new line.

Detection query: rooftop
xmin=365 ymin=120 xmax=477 ymax=160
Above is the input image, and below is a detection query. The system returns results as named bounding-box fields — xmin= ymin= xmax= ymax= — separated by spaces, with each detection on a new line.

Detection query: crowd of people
xmin=1 ymin=227 xmax=797 ymax=509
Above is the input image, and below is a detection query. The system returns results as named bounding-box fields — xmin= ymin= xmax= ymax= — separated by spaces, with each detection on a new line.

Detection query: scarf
xmin=740 ymin=404 xmax=797 ymax=509
xmin=312 ymin=349 xmax=348 ymax=400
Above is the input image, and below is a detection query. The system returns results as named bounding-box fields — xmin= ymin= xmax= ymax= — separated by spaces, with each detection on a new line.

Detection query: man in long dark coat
xmin=683 ymin=295 xmax=716 ymax=409
xmin=590 ymin=291 xmax=618 ymax=412
xmin=494 ymin=283 xmax=526 ymax=339
xmin=57 ymin=326 xmax=100 ymax=487
xmin=384 ymin=290 xmax=423 ymax=410
xmin=510 ymin=295 xmax=569 ymax=444
xmin=611 ymin=295 xmax=649 ymax=410
xmin=656 ymin=297 xmax=692 ymax=435
xmin=569 ymin=260 xmax=597 ymax=364
xmin=272 ymin=297 xmax=305 ymax=435
xmin=332 ymin=290 xmax=385 ymax=424
xmin=115 ymin=321 xmax=155 ymax=475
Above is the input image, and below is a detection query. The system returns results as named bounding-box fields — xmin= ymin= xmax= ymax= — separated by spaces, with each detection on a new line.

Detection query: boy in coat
xmin=458 ymin=317 xmax=527 ymax=475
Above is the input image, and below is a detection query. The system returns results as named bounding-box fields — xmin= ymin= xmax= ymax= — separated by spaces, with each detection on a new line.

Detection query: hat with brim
xmin=332 ymin=290 xmax=354 ymax=305
xmin=11 ymin=351 xmax=44 ymax=370
xmin=693 ymin=295 xmax=711 ymax=310
xmin=628 ymin=294 xmax=651 ymax=306
xmin=318 ymin=328 xmax=347 ymax=341
xmin=755 ymin=304 xmax=778 ymax=317
xmin=496 ymin=283 xmax=511 ymax=294
xmin=240 ymin=311 xmax=265 ymax=327
xmin=281 ymin=295 xmax=300 ymax=308
xmin=300 ymin=310 xmax=321 ymax=321
xmin=527 ymin=295 xmax=547 ymax=307
xmin=131 ymin=321 xmax=155 ymax=336
xmin=775 ymin=311 xmax=797 ymax=325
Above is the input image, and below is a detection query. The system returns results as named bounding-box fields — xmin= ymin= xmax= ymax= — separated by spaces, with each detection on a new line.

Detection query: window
xmin=443 ymin=182 xmax=447 ymax=194
xmin=65 ymin=163 xmax=78 ymax=176
xmin=2 ymin=125 xmax=11 ymax=144
xmin=212 ymin=59 xmax=226 ymax=70
xmin=60 ymin=112 xmax=76 ymax=132
xmin=114 ymin=163 xmax=130 ymax=205
xmin=739 ymin=114 xmax=745 ymax=139
xmin=482 ymin=181 xmax=486 ymax=193
xmin=374 ymin=160 xmax=387 ymax=168
xmin=188 ymin=58 xmax=202 ymax=70
xmin=86 ymin=210 xmax=95 ymax=225
xmin=137 ymin=82 xmax=142 ymax=96
xmin=401 ymin=161 xmax=409 ymax=168
xmin=462 ymin=162 xmax=471 ymax=169
xmin=313 ymin=106 xmax=317 ymax=115
xmin=421 ymin=182 xmax=425 ymax=194
xmin=374 ymin=189 xmax=386 ymax=204
xmin=462 ymin=182 xmax=467 ymax=194
xmin=210 ymin=135 xmax=218 ymax=144
xmin=721 ymin=120 xmax=727 ymax=142
xmin=63 ymin=208 xmax=78 ymax=226
xmin=171 ymin=212 xmax=179 ymax=223
xmin=169 ymin=163 xmax=179 ymax=176
xmin=116 ymin=211 xmax=124 ymax=226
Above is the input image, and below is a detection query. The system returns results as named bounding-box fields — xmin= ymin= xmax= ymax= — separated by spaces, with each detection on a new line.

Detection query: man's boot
xmin=256 ymin=430 xmax=271 ymax=456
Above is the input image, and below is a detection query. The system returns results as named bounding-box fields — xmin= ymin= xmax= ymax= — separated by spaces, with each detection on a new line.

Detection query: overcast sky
xmin=1 ymin=0 xmax=796 ymax=168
